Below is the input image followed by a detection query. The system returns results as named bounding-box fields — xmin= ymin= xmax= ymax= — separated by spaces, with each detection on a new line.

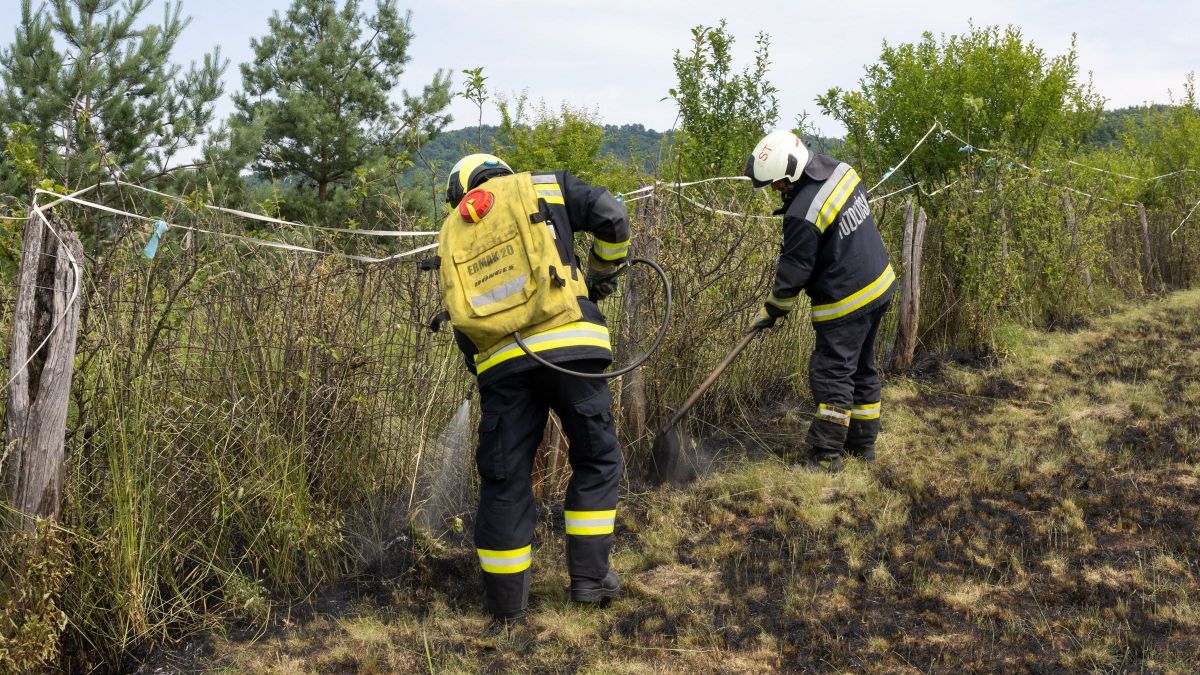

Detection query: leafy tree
xmin=1125 ymin=73 xmax=1200 ymax=210
xmin=817 ymin=24 xmax=1104 ymax=189
xmin=459 ymin=67 xmax=488 ymax=149
xmin=668 ymin=21 xmax=778 ymax=180
xmin=493 ymin=96 xmax=635 ymax=193
xmin=494 ymin=96 xmax=603 ymax=175
xmin=815 ymin=24 xmax=1113 ymax=351
xmin=234 ymin=0 xmax=452 ymax=214
xmin=0 ymin=0 xmax=224 ymax=194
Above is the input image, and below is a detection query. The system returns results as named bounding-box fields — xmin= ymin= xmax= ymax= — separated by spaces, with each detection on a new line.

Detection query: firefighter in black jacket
xmin=743 ymin=131 xmax=896 ymax=471
xmin=443 ymin=153 xmax=627 ymax=623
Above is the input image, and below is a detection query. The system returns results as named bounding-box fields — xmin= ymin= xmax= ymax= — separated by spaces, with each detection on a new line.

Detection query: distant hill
xmin=1083 ymin=104 xmax=1173 ymax=148
xmin=405 ymin=123 xmax=671 ymax=185
xmin=406 ymin=123 xmax=843 ymax=186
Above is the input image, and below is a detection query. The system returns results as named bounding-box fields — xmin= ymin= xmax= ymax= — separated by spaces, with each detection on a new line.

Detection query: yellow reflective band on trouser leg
xmin=851 ymin=402 xmax=881 ymax=420
xmin=477 ymin=545 xmax=533 ymax=574
xmin=592 ymin=237 xmax=631 ymax=262
xmin=474 ymin=322 xmax=612 ymax=375
xmin=811 ymin=265 xmax=896 ymax=323
xmin=564 ymin=509 xmax=616 ymax=536
xmin=817 ymin=403 xmax=852 ymax=427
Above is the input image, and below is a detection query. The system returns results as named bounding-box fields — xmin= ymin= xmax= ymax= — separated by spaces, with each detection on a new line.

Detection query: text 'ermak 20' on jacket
xmin=452 ymin=170 xmax=631 ymax=385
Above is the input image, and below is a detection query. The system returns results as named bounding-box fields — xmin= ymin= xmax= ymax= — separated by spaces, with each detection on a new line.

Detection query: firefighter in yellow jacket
xmin=744 ymin=131 xmax=896 ymax=472
xmin=437 ymin=153 xmax=628 ymax=623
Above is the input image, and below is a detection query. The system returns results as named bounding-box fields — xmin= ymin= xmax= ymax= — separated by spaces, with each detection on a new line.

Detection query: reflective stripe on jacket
xmin=453 ymin=170 xmax=630 ymax=385
xmin=763 ymin=153 xmax=895 ymax=326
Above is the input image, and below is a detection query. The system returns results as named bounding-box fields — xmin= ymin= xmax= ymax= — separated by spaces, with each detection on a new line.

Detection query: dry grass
xmin=143 ymin=288 xmax=1200 ymax=673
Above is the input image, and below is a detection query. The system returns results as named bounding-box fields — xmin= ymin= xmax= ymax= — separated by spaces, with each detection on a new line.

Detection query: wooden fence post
xmin=1135 ymin=203 xmax=1164 ymax=293
xmin=1062 ymin=193 xmax=1095 ymax=303
xmin=889 ymin=201 xmax=926 ymax=372
xmin=999 ymin=205 xmax=1010 ymax=268
xmin=3 ymin=209 xmax=83 ymax=529
xmin=532 ymin=413 xmax=568 ymax=500
xmin=617 ymin=198 xmax=658 ymax=452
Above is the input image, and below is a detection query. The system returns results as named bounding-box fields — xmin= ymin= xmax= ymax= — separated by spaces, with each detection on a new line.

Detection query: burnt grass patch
xmin=594 ymin=298 xmax=1200 ymax=671
xmin=147 ymin=295 xmax=1200 ymax=673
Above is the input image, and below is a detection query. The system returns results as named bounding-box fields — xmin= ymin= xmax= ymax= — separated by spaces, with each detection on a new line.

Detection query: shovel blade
xmin=651 ymin=426 xmax=684 ymax=486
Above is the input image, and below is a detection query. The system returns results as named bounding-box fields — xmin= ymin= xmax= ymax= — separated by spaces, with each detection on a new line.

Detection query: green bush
xmin=0 ymin=521 xmax=70 ymax=672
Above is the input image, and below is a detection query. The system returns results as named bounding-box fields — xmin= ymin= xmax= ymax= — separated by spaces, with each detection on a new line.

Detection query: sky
xmin=1 ymin=0 xmax=1197 ymax=138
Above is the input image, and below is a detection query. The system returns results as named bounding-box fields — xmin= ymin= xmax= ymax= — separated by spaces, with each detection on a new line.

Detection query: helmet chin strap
xmin=777 ymin=181 xmax=801 ymax=211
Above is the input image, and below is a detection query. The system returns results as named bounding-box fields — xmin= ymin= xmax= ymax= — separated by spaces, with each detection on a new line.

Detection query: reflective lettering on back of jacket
xmin=838 ymin=193 xmax=870 ymax=239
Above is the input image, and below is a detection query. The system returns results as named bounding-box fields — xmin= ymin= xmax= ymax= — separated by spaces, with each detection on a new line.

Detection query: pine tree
xmin=0 ymin=0 xmax=225 ymax=194
xmin=234 ymin=0 xmax=452 ymax=207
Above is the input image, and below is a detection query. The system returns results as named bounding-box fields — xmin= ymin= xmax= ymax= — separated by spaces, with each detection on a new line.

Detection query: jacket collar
xmin=802 ymin=153 xmax=840 ymax=182
xmin=774 ymin=153 xmax=840 ymax=215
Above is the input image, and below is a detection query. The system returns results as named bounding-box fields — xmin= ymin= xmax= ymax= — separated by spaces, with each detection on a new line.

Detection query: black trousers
xmin=806 ymin=301 xmax=890 ymax=453
xmin=473 ymin=360 xmax=622 ymax=614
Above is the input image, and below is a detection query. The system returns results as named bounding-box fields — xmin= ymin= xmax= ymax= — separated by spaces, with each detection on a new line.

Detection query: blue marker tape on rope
xmin=958 ymin=145 xmax=975 ymax=154
xmin=143 ymin=220 xmax=169 ymax=259
xmin=615 ymin=192 xmax=625 ymax=204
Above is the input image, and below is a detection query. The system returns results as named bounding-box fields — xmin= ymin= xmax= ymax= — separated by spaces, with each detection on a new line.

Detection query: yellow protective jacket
xmin=452 ymin=170 xmax=630 ymax=385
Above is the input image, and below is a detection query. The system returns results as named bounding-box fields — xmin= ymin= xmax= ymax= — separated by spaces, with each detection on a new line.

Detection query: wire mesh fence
xmin=1 ymin=173 xmax=1198 ymax=662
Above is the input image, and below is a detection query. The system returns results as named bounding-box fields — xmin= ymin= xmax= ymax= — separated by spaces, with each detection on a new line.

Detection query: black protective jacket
xmin=452 ymin=170 xmax=631 ymax=386
xmin=763 ymin=154 xmax=895 ymax=326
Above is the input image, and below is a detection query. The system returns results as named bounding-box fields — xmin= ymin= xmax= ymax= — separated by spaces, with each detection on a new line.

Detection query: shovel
xmin=651 ymin=327 xmax=763 ymax=483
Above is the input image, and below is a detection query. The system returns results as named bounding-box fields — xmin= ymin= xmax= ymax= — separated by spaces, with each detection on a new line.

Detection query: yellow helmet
xmin=445 ymin=153 xmax=513 ymax=205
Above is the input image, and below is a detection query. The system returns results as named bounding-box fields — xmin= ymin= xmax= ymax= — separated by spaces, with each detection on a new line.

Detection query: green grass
xmin=162 ymin=289 xmax=1200 ymax=673
xmin=5 ymin=184 xmax=1199 ymax=671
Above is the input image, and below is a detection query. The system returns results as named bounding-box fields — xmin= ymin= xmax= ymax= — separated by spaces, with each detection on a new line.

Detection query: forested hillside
xmin=1084 ymin=104 xmax=1173 ymax=148
xmin=414 ymin=104 xmax=1153 ymax=187
xmin=406 ymin=123 xmax=669 ymax=177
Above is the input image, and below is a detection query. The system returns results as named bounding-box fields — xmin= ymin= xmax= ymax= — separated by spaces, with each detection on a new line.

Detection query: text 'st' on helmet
xmin=744 ymin=130 xmax=811 ymax=188
xmin=446 ymin=153 xmax=514 ymax=205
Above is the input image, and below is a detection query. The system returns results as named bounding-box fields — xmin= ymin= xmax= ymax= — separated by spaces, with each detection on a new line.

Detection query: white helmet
xmin=744 ymin=130 xmax=810 ymax=188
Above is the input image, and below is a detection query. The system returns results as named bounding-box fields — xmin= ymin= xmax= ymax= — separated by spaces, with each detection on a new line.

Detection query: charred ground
xmin=146 ymin=291 xmax=1200 ymax=673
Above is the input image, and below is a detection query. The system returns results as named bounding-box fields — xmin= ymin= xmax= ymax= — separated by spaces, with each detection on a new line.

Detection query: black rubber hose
xmin=513 ymin=257 xmax=672 ymax=380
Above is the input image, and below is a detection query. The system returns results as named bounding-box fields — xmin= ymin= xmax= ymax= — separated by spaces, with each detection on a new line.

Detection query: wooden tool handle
xmin=660 ymin=328 xmax=762 ymax=433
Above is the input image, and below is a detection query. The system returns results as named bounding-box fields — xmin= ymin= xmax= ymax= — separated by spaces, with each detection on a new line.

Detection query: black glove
xmin=586 ymin=257 xmax=624 ymax=302
xmin=428 ymin=310 xmax=450 ymax=333
xmin=746 ymin=307 xmax=778 ymax=333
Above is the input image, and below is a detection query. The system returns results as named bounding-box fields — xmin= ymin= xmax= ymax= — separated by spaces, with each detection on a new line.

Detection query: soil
xmin=137 ymin=296 xmax=1200 ymax=674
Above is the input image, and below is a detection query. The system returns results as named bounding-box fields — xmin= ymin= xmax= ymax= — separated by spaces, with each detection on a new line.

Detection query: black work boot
xmin=806 ymin=447 xmax=843 ymax=474
xmin=844 ymin=445 xmax=876 ymax=462
xmin=569 ymin=570 xmax=620 ymax=604
xmin=483 ymin=569 xmax=530 ymax=623
xmin=486 ymin=609 xmax=528 ymax=631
